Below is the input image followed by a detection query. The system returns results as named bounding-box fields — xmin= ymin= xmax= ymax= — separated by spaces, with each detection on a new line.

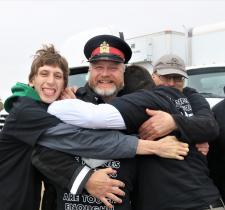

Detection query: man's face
xmin=152 ymin=72 xmax=185 ymax=92
xmin=88 ymin=60 xmax=125 ymax=99
xmin=29 ymin=65 xmax=65 ymax=103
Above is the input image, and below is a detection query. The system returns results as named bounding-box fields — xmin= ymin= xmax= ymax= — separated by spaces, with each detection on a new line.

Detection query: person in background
xmin=208 ymin=98 xmax=225 ymax=201
xmin=139 ymin=54 xmax=214 ymax=154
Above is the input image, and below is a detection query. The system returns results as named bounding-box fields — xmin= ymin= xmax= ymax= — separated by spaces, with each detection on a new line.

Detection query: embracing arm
xmin=139 ymin=88 xmax=219 ymax=144
xmin=39 ymin=123 xmax=188 ymax=159
xmin=48 ymin=99 xmax=126 ymax=129
xmin=38 ymin=123 xmax=138 ymax=159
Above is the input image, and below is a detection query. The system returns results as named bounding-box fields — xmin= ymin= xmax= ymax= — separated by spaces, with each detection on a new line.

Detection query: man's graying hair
xmin=29 ymin=44 xmax=70 ymax=87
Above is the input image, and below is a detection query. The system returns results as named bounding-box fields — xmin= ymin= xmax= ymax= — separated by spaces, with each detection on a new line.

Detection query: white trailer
xmin=186 ymin=22 xmax=225 ymax=107
xmin=126 ymin=30 xmax=186 ymax=72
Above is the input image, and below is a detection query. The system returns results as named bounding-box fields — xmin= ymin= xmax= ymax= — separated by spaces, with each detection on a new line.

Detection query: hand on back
xmin=85 ymin=167 xmax=125 ymax=208
xmin=139 ymin=109 xmax=177 ymax=140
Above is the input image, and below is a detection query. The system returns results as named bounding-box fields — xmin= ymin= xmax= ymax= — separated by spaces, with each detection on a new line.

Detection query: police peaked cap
xmin=84 ymin=35 xmax=132 ymax=64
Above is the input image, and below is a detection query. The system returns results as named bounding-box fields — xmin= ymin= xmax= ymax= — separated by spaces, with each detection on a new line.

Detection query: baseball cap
xmin=84 ymin=35 xmax=132 ymax=64
xmin=153 ymin=54 xmax=188 ymax=78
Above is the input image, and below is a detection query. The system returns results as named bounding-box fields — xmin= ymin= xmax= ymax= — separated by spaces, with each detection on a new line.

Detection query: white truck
xmin=186 ymin=22 xmax=225 ymax=107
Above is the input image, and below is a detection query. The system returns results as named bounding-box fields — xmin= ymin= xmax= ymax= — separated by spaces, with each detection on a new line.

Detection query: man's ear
xmin=152 ymin=73 xmax=156 ymax=79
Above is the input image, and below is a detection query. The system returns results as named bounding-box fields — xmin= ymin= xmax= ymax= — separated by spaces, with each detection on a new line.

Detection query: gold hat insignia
xmin=100 ymin=41 xmax=110 ymax=54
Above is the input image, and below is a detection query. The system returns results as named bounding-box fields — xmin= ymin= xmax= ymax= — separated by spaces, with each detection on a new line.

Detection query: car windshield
xmin=68 ymin=72 xmax=88 ymax=87
xmin=187 ymin=67 xmax=225 ymax=98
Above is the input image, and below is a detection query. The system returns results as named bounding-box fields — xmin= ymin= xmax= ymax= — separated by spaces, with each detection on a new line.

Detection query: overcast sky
xmin=1 ymin=0 xmax=225 ymax=101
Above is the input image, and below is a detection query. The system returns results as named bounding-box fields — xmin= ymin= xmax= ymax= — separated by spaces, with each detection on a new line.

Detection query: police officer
xmin=57 ymin=34 xmax=137 ymax=210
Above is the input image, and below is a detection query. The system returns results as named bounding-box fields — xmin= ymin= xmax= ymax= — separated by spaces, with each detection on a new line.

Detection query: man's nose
xmin=166 ymin=79 xmax=176 ymax=87
xmin=101 ymin=68 xmax=110 ymax=76
xmin=47 ymin=75 xmax=55 ymax=84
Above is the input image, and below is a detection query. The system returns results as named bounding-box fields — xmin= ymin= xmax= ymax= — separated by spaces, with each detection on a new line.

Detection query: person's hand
xmin=139 ymin=109 xmax=177 ymax=140
xmin=155 ymin=136 xmax=189 ymax=160
xmin=85 ymin=168 xmax=125 ymax=208
xmin=195 ymin=142 xmax=209 ymax=156
xmin=60 ymin=86 xmax=77 ymax=99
